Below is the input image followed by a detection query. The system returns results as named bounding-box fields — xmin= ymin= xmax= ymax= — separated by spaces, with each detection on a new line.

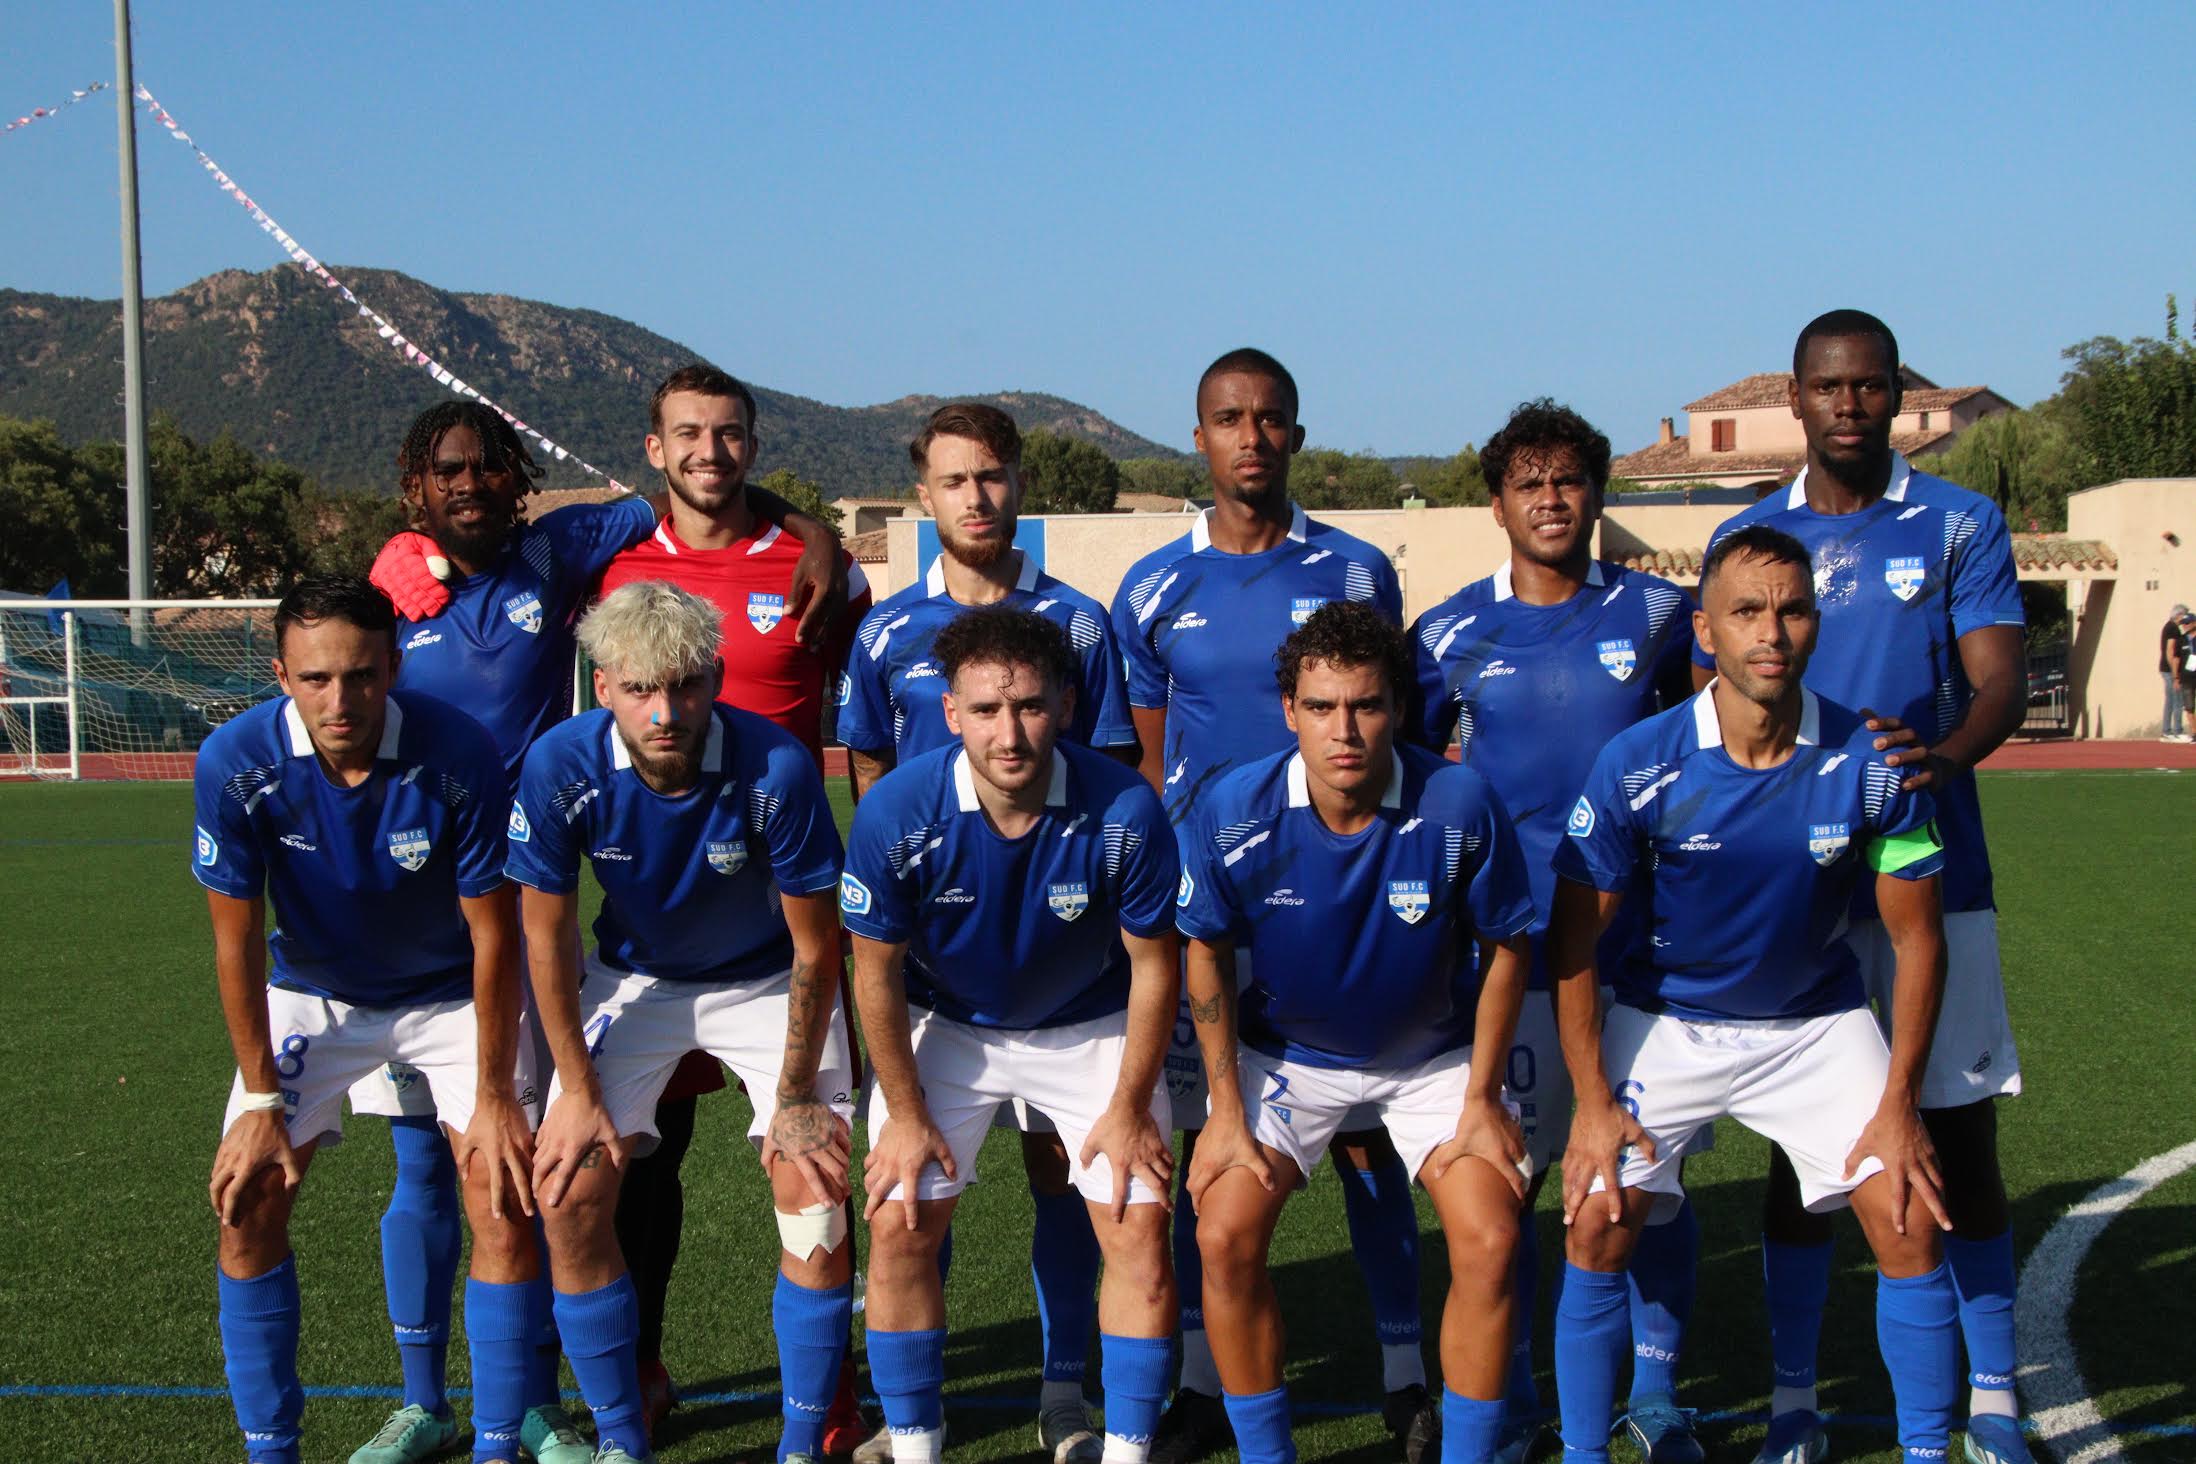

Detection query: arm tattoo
xmin=778 ymin=954 xmax=825 ymax=1093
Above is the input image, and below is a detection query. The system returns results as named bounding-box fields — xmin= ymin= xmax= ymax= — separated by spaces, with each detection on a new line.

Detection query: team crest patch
xmin=1387 ymin=879 xmax=1430 ymax=925
xmin=502 ymin=590 xmax=544 ymax=634
xmin=388 ymin=826 xmax=432 ymax=872
xmin=1883 ymin=557 xmax=1925 ymax=602
xmin=839 ymin=872 xmax=873 ymax=917
xmin=1047 ymin=882 xmax=1090 ymax=922
xmin=1808 ymin=822 xmax=1851 ymax=866
xmin=195 ymin=825 xmax=219 ymax=867
xmin=1597 ymin=638 xmax=1637 ymax=682
xmin=1567 ymin=796 xmax=1596 ymax=838
xmin=747 ymin=592 xmax=786 ymax=635
xmin=508 ymin=801 xmax=531 ymax=843
xmin=1290 ymin=596 xmax=1326 ymax=626
xmin=706 ymin=839 xmax=749 ymax=876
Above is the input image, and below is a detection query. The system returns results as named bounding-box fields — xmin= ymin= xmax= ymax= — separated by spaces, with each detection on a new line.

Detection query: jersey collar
xmin=1283 ymin=748 xmax=1406 ymax=810
xmin=924 ymin=546 xmax=1040 ymax=598
xmin=607 ymin=705 xmax=726 ymax=774
xmin=282 ymin=695 xmax=404 ymax=761
xmin=651 ymin=519 xmax=784 ymax=556
xmin=1491 ymin=558 xmax=1604 ymax=603
xmin=1785 ymin=450 xmax=1912 ymax=511
xmin=1688 ymin=680 xmax=1820 ymax=750
xmin=950 ymin=746 xmax=1069 ymax=810
xmin=1190 ymin=502 xmax=1308 ymax=553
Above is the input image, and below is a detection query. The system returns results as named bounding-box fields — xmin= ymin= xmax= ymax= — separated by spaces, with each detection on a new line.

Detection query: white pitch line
xmin=2017 ymin=1138 xmax=2196 ymax=1464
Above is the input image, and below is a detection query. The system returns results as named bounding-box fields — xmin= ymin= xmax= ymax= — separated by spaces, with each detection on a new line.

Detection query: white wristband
xmin=235 ymin=1090 xmax=286 ymax=1113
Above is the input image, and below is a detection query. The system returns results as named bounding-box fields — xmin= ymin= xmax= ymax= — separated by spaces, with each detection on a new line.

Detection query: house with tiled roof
xmin=1613 ymin=368 xmax=2014 ymax=491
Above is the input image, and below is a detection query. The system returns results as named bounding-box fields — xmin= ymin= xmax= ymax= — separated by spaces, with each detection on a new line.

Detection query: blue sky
xmin=6 ymin=2 xmax=2194 ymax=460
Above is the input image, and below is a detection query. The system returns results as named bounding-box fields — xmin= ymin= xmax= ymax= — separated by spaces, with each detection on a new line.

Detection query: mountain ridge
xmin=0 ymin=265 xmax=1182 ymax=495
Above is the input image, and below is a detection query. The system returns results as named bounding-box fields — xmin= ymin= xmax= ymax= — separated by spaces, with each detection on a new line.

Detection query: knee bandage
xmin=775 ymin=1201 xmax=848 ymax=1261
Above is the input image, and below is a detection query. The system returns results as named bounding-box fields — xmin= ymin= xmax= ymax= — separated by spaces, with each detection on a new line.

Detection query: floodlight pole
xmin=115 ymin=0 xmax=152 ymax=644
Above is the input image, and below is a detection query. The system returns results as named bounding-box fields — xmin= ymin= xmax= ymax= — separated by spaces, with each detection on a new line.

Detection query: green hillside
xmin=0 ymin=266 xmax=1180 ymax=496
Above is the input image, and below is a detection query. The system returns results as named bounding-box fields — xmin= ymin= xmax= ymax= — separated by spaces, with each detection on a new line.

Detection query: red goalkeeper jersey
xmin=597 ymin=516 xmax=871 ymax=764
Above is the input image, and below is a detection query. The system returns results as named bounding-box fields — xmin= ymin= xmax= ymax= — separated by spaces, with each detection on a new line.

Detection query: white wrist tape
xmin=774 ymin=1201 xmax=847 ymax=1262
xmin=236 ymin=1090 xmax=286 ymax=1113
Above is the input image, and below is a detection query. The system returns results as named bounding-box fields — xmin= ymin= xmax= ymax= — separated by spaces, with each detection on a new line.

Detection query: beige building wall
xmin=1684 ymin=403 xmax=1807 ymax=456
xmin=2066 ymin=478 xmax=2196 ymax=737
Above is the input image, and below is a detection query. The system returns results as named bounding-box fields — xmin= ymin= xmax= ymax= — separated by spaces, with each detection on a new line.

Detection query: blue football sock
xmin=1032 ymin=1185 xmax=1102 ymax=1386
xmin=463 ymin=1278 xmax=533 ymax=1462
xmin=1876 ymin=1265 xmax=1960 ymax=1464
xmin=775 ymin=1272 xmax=853 ymax=1461
xmin=552 ymin=1276 xmax=647 ymax=1458
xmin=1443 ymin=1388 xmax=1504 ymax=1464
xmin=1334 ymin=1148 xmax=1425 ymax=1362
xmin=1554 ymin=1264 xmax=1629 ymax=1464
xmin=1762 ymin=1239 xmax=1834 ymax=1399
xmin=1627 ymin=1196 xmax=1697 ymax=1404
xmin=383 ymin=1116 xmax=459 ymax=1415
xmin=869 ymin=1327 xmax=947 ymax=1434
xmin=218 ymin=1257 xmax=303 ymax=1464
xmin=1100 ymin=1333 xmax=1173 ymax=1451
xmin=1943 ymin=1231 xmax=2019 ymax=1400
xmin=1506 ymin=1215 xmax=1542 ymax=1421
xmin=1221 ymin=1386 xmax=1297 ymax=1464
xmin=523 ymin=1264 xmax=560 ymax=1408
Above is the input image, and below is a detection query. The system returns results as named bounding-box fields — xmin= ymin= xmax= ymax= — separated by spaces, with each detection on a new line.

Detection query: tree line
xmin=8 ymin=311 xmax=2192 ymax=598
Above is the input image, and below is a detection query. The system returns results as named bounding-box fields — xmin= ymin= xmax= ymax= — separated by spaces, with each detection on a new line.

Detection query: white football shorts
xmin=1591 ymin=1003 xmax=1892 ymax=1212
xmin=1238 ymin=1042 xmax=1513 ymax=1186
xmin=868 ymin=1006 xmax=1171 ymax=1206
xmin=222 ymin=986 xmax=535 ymax=1148
xmin=542 ymin=954 xmax=856 ymax=1156
xmin=1849 ymin=909 xmax=2021 ymax=1107
xmin=1506 ymin=990 xmax=1574 ymax=1172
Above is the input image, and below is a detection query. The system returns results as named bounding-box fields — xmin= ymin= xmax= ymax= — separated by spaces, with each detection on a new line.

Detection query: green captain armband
xmin=1864 ymin=820 xmax=1943 ymax=874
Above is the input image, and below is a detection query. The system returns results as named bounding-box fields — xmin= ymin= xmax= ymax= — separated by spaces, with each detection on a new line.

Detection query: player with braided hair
xmin=348 ymin=396 xmax=851 ymax=1464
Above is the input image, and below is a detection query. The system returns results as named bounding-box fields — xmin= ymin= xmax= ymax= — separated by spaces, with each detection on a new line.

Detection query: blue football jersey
xmin=838 ymin=741 xmax=1178 ymax=1030
xmin=506 ymin=704 xmax=844 ymax=984
xmin=1174 ymin=746 xmax=1534 ymax=1070
xmin=395 ymin=496 xmax=657 ymax=775
xmin=837 ymin=550 xmax=1135 ymax=758
xmin=1700 ymin=455 xmax=2023 ymax=914
xmin=191 ymin=692 xmax=509 ymax=1007
xmin=1554 ymin=687 xmax=1944 ymax=1021
xmin=1409 ymin=561 xmax=1696 ymax=987
xmin=1113 ymin=505 xmax=1403 ymax=822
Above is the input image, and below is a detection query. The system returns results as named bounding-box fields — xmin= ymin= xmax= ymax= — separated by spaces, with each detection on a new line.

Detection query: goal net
xmin=0 ymin=598 xmax=281 ymax=781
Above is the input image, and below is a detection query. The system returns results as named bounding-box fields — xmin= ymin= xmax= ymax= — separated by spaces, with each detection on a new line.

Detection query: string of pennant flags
xmin=11 ymin=77 xmax=637 ymax=492
xmin=4 ymin=81 xmax=110 ymax=136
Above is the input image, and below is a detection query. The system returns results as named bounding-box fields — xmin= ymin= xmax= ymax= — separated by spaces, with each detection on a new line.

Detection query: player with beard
xmin=1407 ymin=401 xmax=1700 ymax=1464
xmin=352 ymin=400 xmax=849 ymax=1464
xmin=508 ymin=581 xmax=857 ymax=1464
xmin=594 ymin=366 xmax=872 ymax=1440
xmin=1699 ymin=313 xmax=2030 ymax=1464
xmin=1551 ymin=525 xmax=1961 ymax=1464
xmin=1110 ymin=351 xmax=1427 ymax=1464
xmin=839 ymin=402 xmax=1136 ymax=1464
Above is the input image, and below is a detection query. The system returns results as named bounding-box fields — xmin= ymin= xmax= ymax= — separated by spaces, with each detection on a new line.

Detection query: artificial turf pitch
xmin=0 ymin=771 xmax=2189 ymax=1464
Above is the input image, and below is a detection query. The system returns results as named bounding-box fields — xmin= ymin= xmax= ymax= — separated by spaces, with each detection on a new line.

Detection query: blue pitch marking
xmin=1 ymin=1386 xmax=2189 ymax=1439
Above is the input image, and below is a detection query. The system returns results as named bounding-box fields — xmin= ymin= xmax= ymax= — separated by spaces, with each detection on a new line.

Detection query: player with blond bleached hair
xmin=508 ymin=580 xmax=857 ymax=1464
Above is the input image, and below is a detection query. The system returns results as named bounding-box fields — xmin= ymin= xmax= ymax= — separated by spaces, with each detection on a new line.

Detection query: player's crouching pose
xmin=508 ymin=581 xmax=857 ymax=1464
xmin=1548 ymin=525 xmax=1961 ymax=1464
xmin=1177 ymin=601 xmax=1538 ymax=1464
xmin=844 ymin=607 xmax=1181 ymax=1464
xmin=196 ymin=576 xmax=538 ymax=1464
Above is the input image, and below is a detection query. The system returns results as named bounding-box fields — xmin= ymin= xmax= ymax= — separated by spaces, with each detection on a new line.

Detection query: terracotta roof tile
xmin=2011 ymin=535 xmax=2116 ymax=573
xmin=528 ymin=484 xmax=634 ymax=517
xmin=1615 ymin=547 xmax=1704 ymax=581
xmin=1681 ymin=369 xmax=1986 ymax=415
xmin=846 ymin=528 xmax=889 ymax=562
